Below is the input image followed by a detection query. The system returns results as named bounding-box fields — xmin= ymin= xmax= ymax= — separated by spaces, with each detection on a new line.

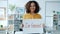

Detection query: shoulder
xmin=36 ymin=13 xmax=42 ymax=19
xmin=24 ymin=13 xmax=30 ymax=16
xmin=23 ymin=13 xmax=30 ymax=19
xmin=36 ymin=13 xmax=41 ymax=16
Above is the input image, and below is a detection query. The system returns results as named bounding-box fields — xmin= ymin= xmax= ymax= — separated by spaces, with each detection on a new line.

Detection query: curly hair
xmin=25 ymin=1 xmax=40 ymax=13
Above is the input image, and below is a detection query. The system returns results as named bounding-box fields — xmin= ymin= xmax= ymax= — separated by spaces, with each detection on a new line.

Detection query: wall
xmin=0 ymin=0 xmax=7 ymax=27
xmin=1 ymin=0 xmax=60 ymax=28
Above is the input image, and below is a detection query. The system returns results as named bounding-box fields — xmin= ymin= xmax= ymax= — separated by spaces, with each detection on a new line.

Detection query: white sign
xmin=0 ymin=8 xmax=5 ymax=17
xmin=23 ymin=19 xmax=44 ymax=34
xmin=0 ymin=7 xmax=6 ymax=19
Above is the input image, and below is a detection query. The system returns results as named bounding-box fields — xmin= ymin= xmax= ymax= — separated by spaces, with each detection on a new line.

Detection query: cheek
xmin=34 ymin=7 xmax=36 ymax=10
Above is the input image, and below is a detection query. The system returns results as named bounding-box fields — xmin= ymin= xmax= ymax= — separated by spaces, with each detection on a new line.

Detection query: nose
xmin=31 ymin=7 xmax=34 ymax=9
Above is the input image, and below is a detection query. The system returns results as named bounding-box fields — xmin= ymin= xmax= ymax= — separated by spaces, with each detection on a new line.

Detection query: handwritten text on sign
xmin=23 ymin=19 xmax=44 ymax=34
xmin=24 ymin=23 xmax=43 ymax=28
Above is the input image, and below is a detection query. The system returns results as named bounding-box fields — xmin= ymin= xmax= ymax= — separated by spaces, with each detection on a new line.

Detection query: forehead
xmin=31 ymin=2 xmax=35 ymax=5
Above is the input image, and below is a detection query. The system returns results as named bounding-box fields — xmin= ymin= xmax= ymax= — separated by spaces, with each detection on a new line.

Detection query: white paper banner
xmin=23 ymin=19 xmax=44 ymax=34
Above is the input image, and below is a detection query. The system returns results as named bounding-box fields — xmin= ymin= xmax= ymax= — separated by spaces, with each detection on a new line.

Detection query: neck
xmin=30 ymin=12 xmax=35 ymax=15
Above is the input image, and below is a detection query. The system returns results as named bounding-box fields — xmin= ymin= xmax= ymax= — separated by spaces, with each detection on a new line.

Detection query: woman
xmin=23 ymin=1 xmax=42 ymax=19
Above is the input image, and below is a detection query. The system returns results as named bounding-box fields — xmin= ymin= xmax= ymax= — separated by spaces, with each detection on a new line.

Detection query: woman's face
xmin=30 ymin=2 xmax=36 ymax=13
